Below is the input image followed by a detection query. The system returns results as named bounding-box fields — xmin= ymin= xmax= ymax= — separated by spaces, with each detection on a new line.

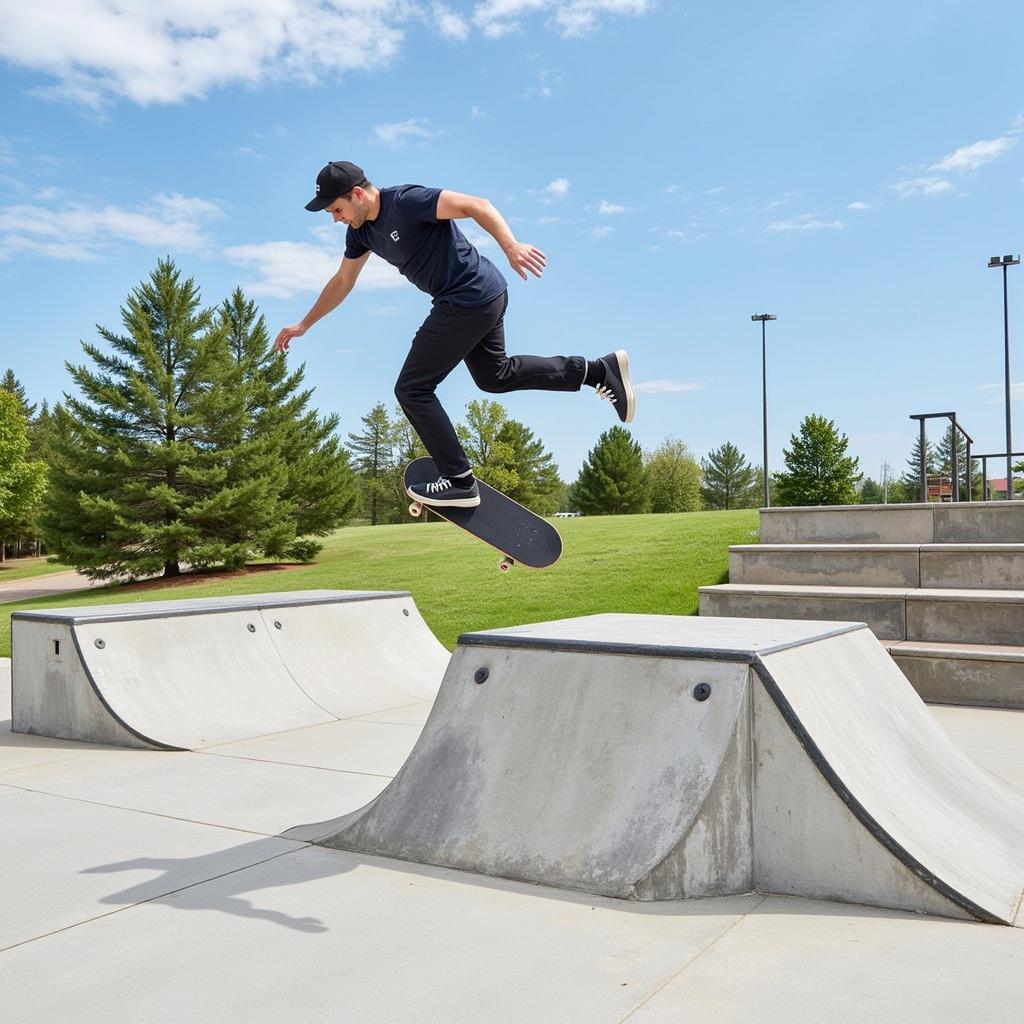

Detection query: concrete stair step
xmin=883 ymin=641 xmax=1024 ymax=709
xmin=699 ymin=583 xmax=1024 ymax=646
xmin=760 ymin=501 xmax=1024 ymax=545
xmin=729 ymin=543 xmax=1024 ymax=589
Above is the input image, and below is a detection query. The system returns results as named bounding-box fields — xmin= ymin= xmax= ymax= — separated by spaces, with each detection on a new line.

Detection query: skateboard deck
xmin=404 ymin=457 xmax=562 ymax=571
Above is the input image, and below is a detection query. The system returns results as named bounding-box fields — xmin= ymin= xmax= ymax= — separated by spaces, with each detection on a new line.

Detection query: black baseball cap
xmin=305 ymin=161 xmax=368 ymax=211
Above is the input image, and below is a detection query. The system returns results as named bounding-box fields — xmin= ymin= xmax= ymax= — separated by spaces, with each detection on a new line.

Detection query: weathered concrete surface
xmin=887 ymin=642 xmax=1024 ymax=709
xmin=934 ymin=501 xmax=1024 ymax=543
xmin=698 ymin=583 xmax=907 ymax=640
xmin=288 ymin=614 xmax=1024 ymax=925
xmin=11 ymin=591 xmax=446 ymax=750
xmin=729 ymin=544 xmax=921 ymax=587
xmin=760 ymin=500 xmax=1024 ymax=546
xmin=919 ymin=543 xmax=1024 ymax=589
xmin=759 ymin=504 xmax=935 ymax=544
xmin=906 ymin=589 xmax=1024 ymax=645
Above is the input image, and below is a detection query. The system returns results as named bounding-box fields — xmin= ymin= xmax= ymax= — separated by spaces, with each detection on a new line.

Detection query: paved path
xmin=0 ymin=569 xmax=103 ymax=606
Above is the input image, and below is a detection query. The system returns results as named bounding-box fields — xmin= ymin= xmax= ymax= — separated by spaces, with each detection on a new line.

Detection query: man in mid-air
xmin=274 ymin=160 xmax=635 ymax=508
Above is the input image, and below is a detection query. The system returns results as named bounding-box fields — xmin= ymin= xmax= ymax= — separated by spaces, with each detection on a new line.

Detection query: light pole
xmin=751 ymin=313 xmax=777 ymax=507
xmin=988 ymin=254 xmax=1020 ymax=499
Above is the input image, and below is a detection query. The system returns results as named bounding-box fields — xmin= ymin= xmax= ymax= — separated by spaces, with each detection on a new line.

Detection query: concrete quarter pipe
xmin=287 ymin=614 xmax=1024 ymax=926
xmin=12 ymin=590 xmax=447 ymax=750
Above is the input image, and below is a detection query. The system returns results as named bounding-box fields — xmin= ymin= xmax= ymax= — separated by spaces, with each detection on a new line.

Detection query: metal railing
xmin=909 ymin=412 xmax=975 ymax=502
xmin=970 ymin=450 xmax=1022 ymax=500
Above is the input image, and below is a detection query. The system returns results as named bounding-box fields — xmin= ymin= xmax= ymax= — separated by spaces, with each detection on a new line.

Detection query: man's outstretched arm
xmin=435 ymin=190 xmax=546 ymax=281
xmin=273 ymin=251 xmax=371 ymax=352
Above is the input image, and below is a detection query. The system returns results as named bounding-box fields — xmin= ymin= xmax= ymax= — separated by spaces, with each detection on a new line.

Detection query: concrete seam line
xmin=615 ymin=896 xmax=769 ymax=1022
xmin=0 ymin=843 xmax=305 ymax=955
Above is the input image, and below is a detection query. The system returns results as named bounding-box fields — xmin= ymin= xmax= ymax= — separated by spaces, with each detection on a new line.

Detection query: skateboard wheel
xmin=499 ymin=558 xmax=514 ymax=573
xmin=409 ymin=502 xmax=422 ymax=518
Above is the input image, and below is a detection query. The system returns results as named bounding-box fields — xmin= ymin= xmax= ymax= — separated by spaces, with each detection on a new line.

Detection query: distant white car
xmin=554 ymin=511 xmax=582 ymax=518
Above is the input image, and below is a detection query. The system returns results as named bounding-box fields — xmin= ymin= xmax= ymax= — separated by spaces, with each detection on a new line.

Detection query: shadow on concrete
xmin=82 ymin=839 xmax=337 ymax=933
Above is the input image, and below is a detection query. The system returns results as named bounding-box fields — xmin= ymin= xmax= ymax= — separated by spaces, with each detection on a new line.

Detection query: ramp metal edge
xmin=10 ymin=590 xmax=412 ymax=626
xmin=456 ymin=622 xmax=864 ymax=661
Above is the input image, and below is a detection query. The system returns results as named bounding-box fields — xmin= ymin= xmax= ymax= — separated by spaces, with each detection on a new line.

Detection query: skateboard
xmin=404 ymin=457 xmax=563 ymax=572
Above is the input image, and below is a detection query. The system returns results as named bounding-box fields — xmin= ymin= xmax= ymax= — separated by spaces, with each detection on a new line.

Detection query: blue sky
xmin=1 ymin=1 xmax=1022 ymax=486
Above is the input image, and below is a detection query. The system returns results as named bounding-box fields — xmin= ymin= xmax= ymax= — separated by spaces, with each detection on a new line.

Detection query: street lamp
xmin=988 ymin=254 xmax=1020 ymax=500
xmin=751 ymin=313 xmax=777 ymax=507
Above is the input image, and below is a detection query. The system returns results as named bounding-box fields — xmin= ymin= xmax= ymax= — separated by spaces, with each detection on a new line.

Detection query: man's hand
xmin=274 ymin=323 xmax=307 ymax=353
xmin=505 ymin=241 xmax=546 ymax=281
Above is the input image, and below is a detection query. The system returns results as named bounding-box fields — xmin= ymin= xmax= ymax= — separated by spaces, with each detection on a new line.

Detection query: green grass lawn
xmin=0 ymin=556 xmax=72 ymax=584
xmin=0 ymin=510 xmax=758 ymax=656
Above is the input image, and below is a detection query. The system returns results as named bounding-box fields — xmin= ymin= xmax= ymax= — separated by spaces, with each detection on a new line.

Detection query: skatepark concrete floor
xmin=1 ymin=656 xmax=1022 ymax=1024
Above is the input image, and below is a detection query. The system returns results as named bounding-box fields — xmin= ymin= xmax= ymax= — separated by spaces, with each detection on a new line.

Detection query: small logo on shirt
xmin=390 ymin=230 xmax=400 ymax=242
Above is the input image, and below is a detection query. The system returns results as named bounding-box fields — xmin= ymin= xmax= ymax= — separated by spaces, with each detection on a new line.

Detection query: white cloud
xmin=705 ymin=185 xmax=726 ymax=195
xmin=372 ymin=117 xmax=436 ymax=148
xmin=930 ymin=137 xmax=1017 ymax=175
xmin=222 ymin=241 xmax=402 ymax=299
xmin=0 ymin=192 xmax=222 ymax=261
xmin=433 ymin=3 xmax=470 ymax=40
xmin=0 ymin=1 xmax=409 ymax=109
xmin=471 ymin=104 xmax=489 ymax=119
xmin=590 ymin=225 xmax=614 ymax=239
xmin=634 ymin=380 xmax=703 ymax=394
xmin=891 ymin=176 xmax=955 ymax=199
xmin=597 ymin=200 xmax=629 ymax=215
xmin=472 ymin=0 xmax=649 ymax=39
xmin=766 ymin=214 xmax=843 ymax=233
xmin=537 ymin=177 xmax=570 ymax=202
xmin=365 ymin=304 xmax=402 ymax=317
xmin=847 ymin=201 xmax=871 ymax=210
xmin=980 ymin=381 xmax=1024 ymax=404
xmin=524 ymin=68 xmax=565 ymax=99
xmin=766 ymin=192 xmax=796 ymax=210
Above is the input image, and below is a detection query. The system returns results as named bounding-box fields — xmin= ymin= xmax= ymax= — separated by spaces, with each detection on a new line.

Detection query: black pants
xmin=394 ymin=291 xmax=586 ymax=478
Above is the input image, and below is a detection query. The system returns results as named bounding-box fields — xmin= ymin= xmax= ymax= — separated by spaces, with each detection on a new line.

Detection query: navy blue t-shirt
xmin=344 ymin=185 xmax=507 ymax=307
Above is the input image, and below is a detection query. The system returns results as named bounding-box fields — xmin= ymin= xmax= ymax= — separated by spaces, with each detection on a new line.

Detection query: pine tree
xmin=646 ymin=437 xmax=702 ymax=513
xmin=859 ymin=478 xmax=884 ymax=504
xmin=220 ymin=288 xmax=357 ymax=556
xmin=0 ymin=391 xmax=47 ymax=562
xmin=496 ymin=418 xmax=564 ymax=515
xmin=348 ymin=402 xmax=398 ymax=526
xmin=774 ymin=414 xmax=862 ymax=506
xmin=0 ymin=369 xmax=37 ymax=421
xmin=901 ymin=432 xmax=936 ymax=499
xmin=700 ymin=442 xmax=758 ymax=510
xmin=42 ymin=259 xmax=293 ymax=580
xmin=456 ymin=399 xmax=519 ymax=493
xmin=573 ymin=426 xmax=650 ymax=515
xmin=934 ymin=423 xmax=982 ymax=500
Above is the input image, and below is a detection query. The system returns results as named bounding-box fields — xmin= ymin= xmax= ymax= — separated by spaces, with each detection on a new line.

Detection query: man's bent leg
xmin=464 ymin=293 xmax=587 ymax=394
xmin=395 ymin=297 xmax=505 ymax=479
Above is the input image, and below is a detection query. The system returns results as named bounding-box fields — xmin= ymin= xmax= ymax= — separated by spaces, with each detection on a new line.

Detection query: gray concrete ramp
xmin=12 ymin=591 xmax=447 ymax=750
xmin=287 ymin=614 xmax=1024 ymax=925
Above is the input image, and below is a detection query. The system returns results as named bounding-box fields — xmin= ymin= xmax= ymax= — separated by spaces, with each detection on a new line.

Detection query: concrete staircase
xmin=699 ymin=502 xmax=1024 ymax=708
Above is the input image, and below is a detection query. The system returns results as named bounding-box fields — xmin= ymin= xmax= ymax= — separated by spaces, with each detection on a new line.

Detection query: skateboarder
xmin=274 ymin=160 xmax=636 ymax=509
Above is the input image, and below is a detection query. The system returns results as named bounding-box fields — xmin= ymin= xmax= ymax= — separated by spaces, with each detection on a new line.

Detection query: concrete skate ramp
xmin=12 ymin=591 xmax=447 ymax=750
xmin=286 ymin=615 xmax=1024 ymax=925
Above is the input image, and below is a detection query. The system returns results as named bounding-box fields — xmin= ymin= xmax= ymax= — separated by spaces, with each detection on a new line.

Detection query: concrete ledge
xmin=885 ymin=642 xmax=1024 ymax=709
xmin=698 ymin=584 xmax=907 ymax=641
xmin=760 ymin=501 xmax=1024 ymax=546
xmin=729 ymin=545 xmax=921 ymax=587
xmin=906 ymin=590 xmax=1024 ymax=645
